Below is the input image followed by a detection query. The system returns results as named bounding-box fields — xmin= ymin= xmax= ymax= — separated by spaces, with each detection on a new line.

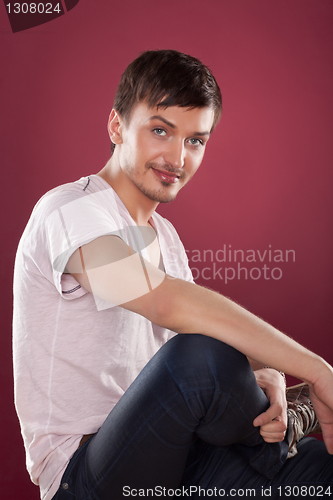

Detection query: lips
xmin=152 ymin=168 xmax=180 ymax=184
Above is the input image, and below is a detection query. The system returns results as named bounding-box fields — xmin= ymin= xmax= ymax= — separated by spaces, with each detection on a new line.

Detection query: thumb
xmin=253 ymin=402 xmax=282 ymax=427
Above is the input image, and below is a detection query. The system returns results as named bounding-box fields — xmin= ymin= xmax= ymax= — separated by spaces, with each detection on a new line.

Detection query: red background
xmin=1 ymin=0 xmax=333 ymax=497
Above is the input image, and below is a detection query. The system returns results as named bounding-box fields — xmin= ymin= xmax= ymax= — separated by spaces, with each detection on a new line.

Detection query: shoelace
xmin=286 ymin=386 xmax=321 ymax=458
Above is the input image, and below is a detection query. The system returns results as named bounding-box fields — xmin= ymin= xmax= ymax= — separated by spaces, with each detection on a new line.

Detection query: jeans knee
xmin=161 ymin=334 xmax=254 ymax=395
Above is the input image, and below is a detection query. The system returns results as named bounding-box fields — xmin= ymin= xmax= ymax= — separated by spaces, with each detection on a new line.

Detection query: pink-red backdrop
xmin=1 ymin=0 xmax=332 ymax=497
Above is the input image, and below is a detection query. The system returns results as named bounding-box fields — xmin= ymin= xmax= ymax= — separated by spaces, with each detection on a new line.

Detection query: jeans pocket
xmin=51 ymin=443 xmax=89 ymax=499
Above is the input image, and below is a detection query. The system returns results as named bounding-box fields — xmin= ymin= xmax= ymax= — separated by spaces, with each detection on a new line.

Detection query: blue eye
xmin=153 ymin=128 xmax=167 ymax=136
xmin=188 ymin=138 xmax=203 ymax=146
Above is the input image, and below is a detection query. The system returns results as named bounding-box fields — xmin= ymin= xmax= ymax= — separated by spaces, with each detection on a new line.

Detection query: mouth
xmin=151 ymin=167 xmax=181 ymax=184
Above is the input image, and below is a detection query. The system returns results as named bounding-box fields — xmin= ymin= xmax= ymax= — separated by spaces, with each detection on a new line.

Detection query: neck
xmin=97 ymin=157 xmax=159 ymax=226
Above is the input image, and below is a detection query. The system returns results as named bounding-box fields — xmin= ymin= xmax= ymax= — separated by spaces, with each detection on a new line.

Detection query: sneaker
xmin=286 ymin=382 xmax=321 ymax=458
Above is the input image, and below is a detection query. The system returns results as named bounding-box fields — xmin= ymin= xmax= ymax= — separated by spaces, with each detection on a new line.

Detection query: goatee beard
xmin=135 ymin=183 xmax=179 ymax=203
xmin=130 ymin=162 xmax=185 ymax=203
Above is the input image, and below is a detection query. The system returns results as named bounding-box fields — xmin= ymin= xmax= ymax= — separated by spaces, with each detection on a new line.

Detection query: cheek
xmin=121 ymin=136 xmax=142 ymax=167
xmin=187 ymin=153 xmax=204 ymax=176
xmin=134 ymin=134 xmax=161 ymax=160
xmin=121 ymin=146 xmax=136 ymax=170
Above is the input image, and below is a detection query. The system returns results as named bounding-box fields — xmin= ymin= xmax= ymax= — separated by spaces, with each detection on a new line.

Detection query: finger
xmin=261 ymin=432 xmax=286 ymax=443
xmin=259 ymin=424 xmax=287 ymax=443
xmin=253 ymin=402 xmax=283 ymax=427
xmin=260 ymin=419 xmax=287 ymax=434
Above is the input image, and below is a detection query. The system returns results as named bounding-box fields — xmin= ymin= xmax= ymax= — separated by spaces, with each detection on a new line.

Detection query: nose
xmin=164 ymin=139 xmax=186 ymax=169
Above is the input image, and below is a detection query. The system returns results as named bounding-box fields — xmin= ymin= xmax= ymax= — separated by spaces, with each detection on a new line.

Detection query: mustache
xmin=147 ymin=163 xmax=186 ymax=179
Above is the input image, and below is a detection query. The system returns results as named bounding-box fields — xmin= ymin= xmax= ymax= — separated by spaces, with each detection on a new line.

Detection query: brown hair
xmin=111 ymin=50 xmax=222 ymax=154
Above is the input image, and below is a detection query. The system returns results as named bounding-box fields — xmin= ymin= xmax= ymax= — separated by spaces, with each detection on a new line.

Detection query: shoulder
xmin=31 ymin=175 xmax=120 ymax=223
xmin=33 ymin=177 xmax=91 ymax=218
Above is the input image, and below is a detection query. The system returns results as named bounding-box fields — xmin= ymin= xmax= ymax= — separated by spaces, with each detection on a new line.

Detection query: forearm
xmin=247 ymin=358 xmax=267 ymax=372
xmin=138 ymin=275 xmax=330 ymax=384
xmin=68 ymin=237 xmax=331 ymax=385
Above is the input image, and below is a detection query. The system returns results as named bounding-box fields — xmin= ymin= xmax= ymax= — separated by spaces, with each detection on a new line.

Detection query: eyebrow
xmin=148 ymin=115 xmax=211 ymax=137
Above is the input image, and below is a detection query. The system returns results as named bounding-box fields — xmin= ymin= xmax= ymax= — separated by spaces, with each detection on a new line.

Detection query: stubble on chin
xmin=129 ymin=163 xmax=185 ymax=204
xmin=135 ymin=181 xmax=179 ymax=204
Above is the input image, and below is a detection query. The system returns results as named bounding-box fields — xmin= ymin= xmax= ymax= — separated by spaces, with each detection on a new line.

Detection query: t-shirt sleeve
xmin=45 ymin=189 xmax=120 ymax=300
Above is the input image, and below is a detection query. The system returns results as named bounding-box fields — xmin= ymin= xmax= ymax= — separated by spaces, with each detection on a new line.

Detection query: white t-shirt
xmin=13 ymin=175 xmax=193 ymax=500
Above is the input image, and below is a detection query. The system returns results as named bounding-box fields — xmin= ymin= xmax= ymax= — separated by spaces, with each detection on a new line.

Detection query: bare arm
xmin=67 ymin=235 xmax=333 ymax=452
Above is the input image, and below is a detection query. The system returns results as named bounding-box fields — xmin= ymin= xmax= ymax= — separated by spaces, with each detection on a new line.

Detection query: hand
xmin=253 ymin=368 xmax=287 ymax=443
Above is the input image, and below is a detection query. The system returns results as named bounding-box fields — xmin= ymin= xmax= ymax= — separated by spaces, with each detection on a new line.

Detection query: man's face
xmin=113 ymin=102 xmax=215 ymax=204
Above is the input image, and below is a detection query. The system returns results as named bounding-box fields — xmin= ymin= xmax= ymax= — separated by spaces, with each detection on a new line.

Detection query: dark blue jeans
xmin=53 ymin=335 xmax=333 ymax=499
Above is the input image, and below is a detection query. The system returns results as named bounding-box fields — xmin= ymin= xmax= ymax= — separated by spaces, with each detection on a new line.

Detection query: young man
xmin=13 ymin=50 xmax=333 ymax=500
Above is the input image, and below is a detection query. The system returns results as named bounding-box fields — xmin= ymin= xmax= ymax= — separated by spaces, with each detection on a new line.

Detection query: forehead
xmin=125 ymin=102 xmax=215 ymax=134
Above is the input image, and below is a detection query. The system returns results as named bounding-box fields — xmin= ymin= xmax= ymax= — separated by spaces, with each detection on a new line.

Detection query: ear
xmin=107 ymin=109 xmax=123 ymax=145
